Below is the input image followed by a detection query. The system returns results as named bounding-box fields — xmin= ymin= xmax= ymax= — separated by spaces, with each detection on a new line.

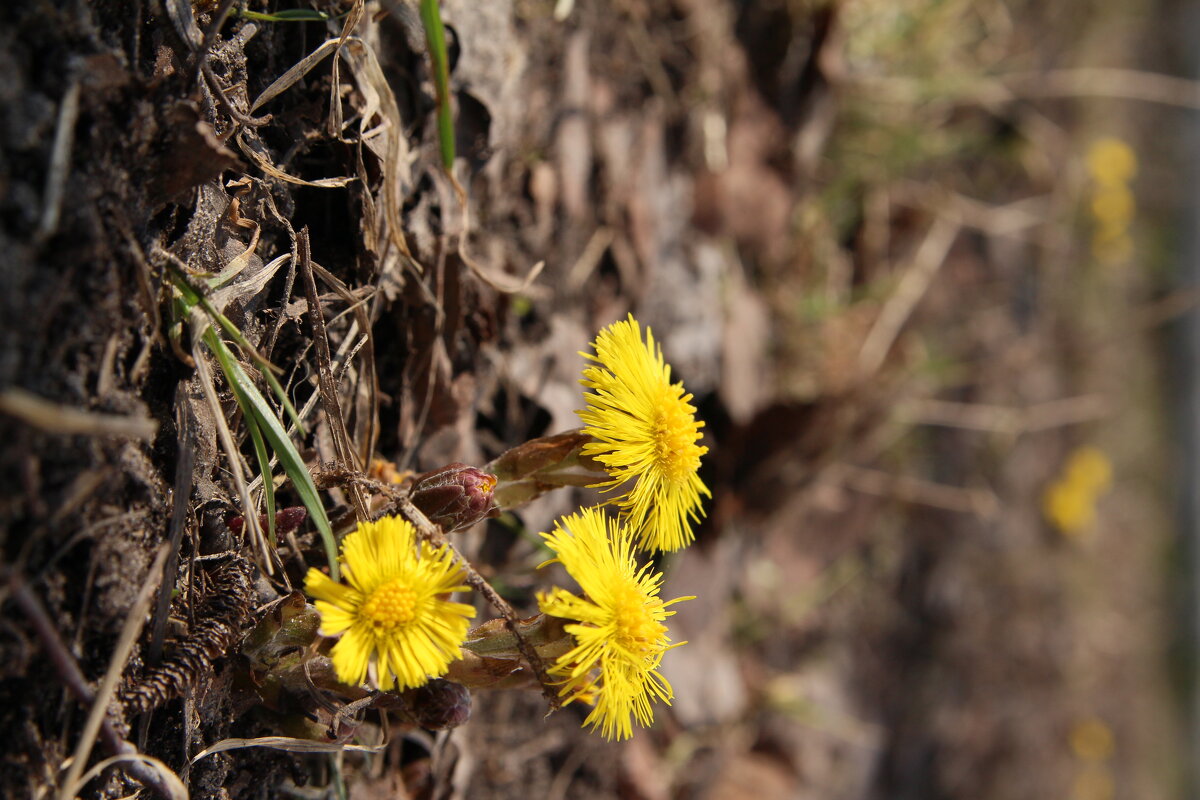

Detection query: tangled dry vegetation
xmin=0 ymin=0 xmax=1181 ymax=798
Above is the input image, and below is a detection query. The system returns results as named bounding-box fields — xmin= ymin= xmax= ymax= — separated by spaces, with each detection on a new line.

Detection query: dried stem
xmin=5 ymin=563 xmax=183 ymax=798
xmin=393 ymin=496 xmax=561 ymax=709
xmin=298 ymin=228 xmax=370 ymax=523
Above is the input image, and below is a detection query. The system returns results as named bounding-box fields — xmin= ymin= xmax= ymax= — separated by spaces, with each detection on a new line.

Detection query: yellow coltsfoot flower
xmin=304 ymin=515 xmax=475 ymax=690
xmin=537 ymin=507 xmax=692 ymax=741
xmin=578 ymin=314 xmax=710 ymax=552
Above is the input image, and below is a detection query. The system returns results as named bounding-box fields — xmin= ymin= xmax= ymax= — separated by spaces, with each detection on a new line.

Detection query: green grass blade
xmin=420 ymin=0 xmax=456 ymax=171
xmin=206 ymin=331 xmax=339 ymax=580
xmin=242 ymin=404 xmax=277 ymax=548
xmin=166 ymin=264 xmax=306 ymax=433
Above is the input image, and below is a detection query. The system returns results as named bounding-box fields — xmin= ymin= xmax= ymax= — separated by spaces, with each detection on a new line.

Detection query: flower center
xmin=652 ymin=391 xmax=704 ymax=482
xmin=611 ymin=584 xmax=666 ymax=657
xmin=361 ymin=579 xmax=419 ymax=630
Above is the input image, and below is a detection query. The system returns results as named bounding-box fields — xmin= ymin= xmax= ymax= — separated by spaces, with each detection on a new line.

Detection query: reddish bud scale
xmin=409 ymin=463 xmax=499 ymax=532
xmin=228 ymin=506 xmax=308 ymax=537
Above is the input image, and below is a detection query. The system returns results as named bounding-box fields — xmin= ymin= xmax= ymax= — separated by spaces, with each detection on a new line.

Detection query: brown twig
xmin=200 ymin=59 xmax=273 ymax=128
xmin=310 ymin=261 xmax=379 ymax=468
xmin=59 ymin=545 xmax=170 ymax=798
xmin=5 ymin=565 xmax=183 ymax=799
xmin=833 ymin=464 xmax=1000 ymax=518
xmin=297 ymin=229 xmax=371 ymax=523
xmin=261 ymin=193 xmax=299 ymax=362
xmin=192 ymin=0 xmax=239 ymax=67
xmin=857 ymin=216 xmax=960 ymax=378
xmin=147 ymin=395 xmax=195 ymax=668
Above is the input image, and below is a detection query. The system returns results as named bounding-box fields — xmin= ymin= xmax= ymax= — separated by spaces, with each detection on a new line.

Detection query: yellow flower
xmin=1070 ymin=717 xmax=1115 ymax=762
xmin=1065 ymin=447 xmax=1113 ymax=494
xmin=577 ymin=314 xmax=710 ymax=551
xmin=1090 ymin=185 xmax=1134 ymax=228
xmin=304 ymin=515 xmax=475 ymax=690
xmin=1091 ymin=230 xmax=1134 ymax=265
xmin=537 ymin=508 xmax=692 ymax=740
xmin=1042 ymin=447 xmax=1113 ymax=537
xmin=1085 ymin=138 xmax=1137 ymax=186
xmin=1042 ymin=480 xmax=1096 ymax=535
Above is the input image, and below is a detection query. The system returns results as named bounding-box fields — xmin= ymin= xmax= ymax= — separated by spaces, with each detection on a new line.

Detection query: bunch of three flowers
xmin=306 ymin=315 xmax=709 ymax=739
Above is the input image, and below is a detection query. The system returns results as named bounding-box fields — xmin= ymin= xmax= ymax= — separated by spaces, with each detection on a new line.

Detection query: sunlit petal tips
xmin=303 ymin=515 xmax=475 ymax=691
xmin=537 ymin=508 xmax=693 ymax=741
xmin=577 ymin=314 xmax=710 ymax=552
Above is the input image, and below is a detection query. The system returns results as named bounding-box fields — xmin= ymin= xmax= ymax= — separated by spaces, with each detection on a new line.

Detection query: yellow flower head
xmin=1065 ymin=447 xmax=1113 ymax=495
xmin=1085 ymin=137 xmax=1137 ymax=186
xmin=537 ymin=507 xmax=692 ymax=741
xmin=1042 ymin=480 xmax=1097 ymax=535
xmin=577 ymin=314 xmax=710 ymax=552
xmin=1042 ymin=446 xmax=1114 ymax=537
xmin=304 ymin=515 xmax=475 ymax=690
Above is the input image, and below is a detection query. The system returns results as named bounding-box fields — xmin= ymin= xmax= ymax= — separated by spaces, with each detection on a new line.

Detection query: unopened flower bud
xmin=409 ymin=463 xmax=499 ymax=532
xmin=401 ymin=679 xmax=472 ymax=729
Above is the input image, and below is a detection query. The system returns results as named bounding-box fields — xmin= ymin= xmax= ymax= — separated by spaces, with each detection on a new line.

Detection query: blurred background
xmin=1 ymin=0 xmax=1197 ymax=798
xmin=462 ymin=1 xmax=1191 ymax=797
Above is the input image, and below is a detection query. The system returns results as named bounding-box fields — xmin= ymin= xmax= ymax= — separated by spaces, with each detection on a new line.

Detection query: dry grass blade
xmin=250 ymin=38 xmax=342 ymax=113
xmin=147 ymin=397 xmax=195 ymax=667
xmin=190 ymin=319 xmax=272 ymax=572
xmin=297 ymin=230 xmax=369 ymax=523
xmin=205 ymin=219 xmax=263 ymax=292
xmin=35 ymin=75 xmax=80 ymax=243
xmin=191 ymin=736 xmax=386 ymax=763
xmin=0 ymin=387 xmax=157 ymax=440
xmin=338 ymin=37 xmax=414 ymax=260
xmin=235 ymin=130 xmax=356 ymax=188
xmin=209 ymin=253 xmax=290 ymax=312
xmin=441 ymin=171 xmax=545 ymax=294
xmin=7 ymin=569 xmax=183 ymax=799
xmin=67 ymin=754 xmax=187 ymax=800
xmin=311 ymin=262 xmax=379 ymax=466
xmin=58 ymin=546 xmax=170 ymax=800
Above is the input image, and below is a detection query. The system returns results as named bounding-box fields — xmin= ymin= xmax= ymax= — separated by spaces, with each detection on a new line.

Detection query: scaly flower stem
xmin=486 ymin=429 xmax=608 ymax=509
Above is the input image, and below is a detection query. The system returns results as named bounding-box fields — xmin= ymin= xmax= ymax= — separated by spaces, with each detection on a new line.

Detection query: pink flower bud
xmin=409 ymin=463 xmax=499 ymax=532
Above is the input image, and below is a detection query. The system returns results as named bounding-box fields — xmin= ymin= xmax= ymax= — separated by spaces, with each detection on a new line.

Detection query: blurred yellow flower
xmin=1042 ymin=447 xmax=1113 ymax=537
xmin=1084 ymin=137 xmax=1137 ymax=267
xmin=1043 ymin=481 xmax=1096 ymax=534
xmin=1071 ymin=766 xmax=1115 ymax=800
xmin=1089 ymin=185 xmax=1134 ymax=227
xmin=1085 ymin=137 xmax=1137 ymax=186
xmin=578 ymin=314 xmax=710 ymax=551
xmin=304 ymin=515 xmax=475 ymax=690
xmin=1070 ymin=716 xmax=1115 ymax=762
xmin=537 ymin=507 xmax=692 ymax=740
xmin=1065 ymin=447 xmax=1113 ymax=495
xmin=1091 ymin=233 xmax=1133 ymax=265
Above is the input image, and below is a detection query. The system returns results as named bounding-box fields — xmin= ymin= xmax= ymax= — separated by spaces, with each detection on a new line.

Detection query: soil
xmin=0 ymin=1 xmax=1180 ymax=799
